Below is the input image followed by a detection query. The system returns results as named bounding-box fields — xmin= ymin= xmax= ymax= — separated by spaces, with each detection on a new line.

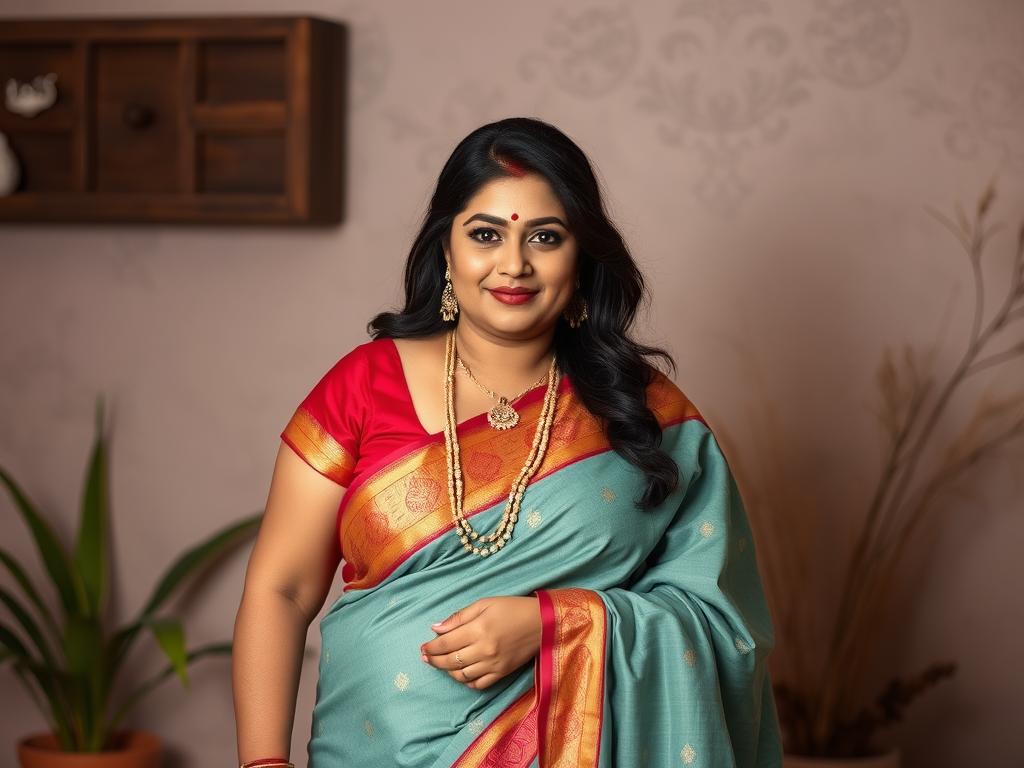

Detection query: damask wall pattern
xmin=0 ymin=0 xmax=1022 ymax=766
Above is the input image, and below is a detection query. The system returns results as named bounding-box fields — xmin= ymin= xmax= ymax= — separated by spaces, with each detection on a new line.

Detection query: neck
xmin=452 ymin=320 xmax=556 ymax=393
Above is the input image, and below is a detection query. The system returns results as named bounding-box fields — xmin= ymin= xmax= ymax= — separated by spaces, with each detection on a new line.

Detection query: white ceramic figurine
xmin=5 ymin=72 xmax=59 ymax=118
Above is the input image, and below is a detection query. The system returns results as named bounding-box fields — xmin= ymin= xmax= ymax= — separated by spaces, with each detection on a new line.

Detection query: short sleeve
xmin=279 ymin=344 xmax=370 ymax=488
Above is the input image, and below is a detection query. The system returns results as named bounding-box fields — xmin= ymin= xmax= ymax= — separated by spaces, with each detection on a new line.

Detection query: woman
xmin=233 ymin=117 xmax=782 ymax=767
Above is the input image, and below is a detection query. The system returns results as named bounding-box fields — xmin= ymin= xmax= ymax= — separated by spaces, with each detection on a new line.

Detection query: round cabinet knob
xmin=122 ymin=102 xmax=154 ymax=129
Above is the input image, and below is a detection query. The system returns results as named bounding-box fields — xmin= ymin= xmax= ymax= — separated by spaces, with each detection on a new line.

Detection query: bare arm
xmin=232 ymin=442 xmax=346 ymax=765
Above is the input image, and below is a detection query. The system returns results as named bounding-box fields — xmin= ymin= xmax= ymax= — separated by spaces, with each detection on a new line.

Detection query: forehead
xmin=463 ymin=173 xmax=565 ymax=216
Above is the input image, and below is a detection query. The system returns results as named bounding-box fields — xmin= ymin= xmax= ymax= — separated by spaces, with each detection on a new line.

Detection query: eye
xmin=531 ymin=230 xmax=563 ymax=246
xmin=468 ymin=227 xmax=501 ymax=244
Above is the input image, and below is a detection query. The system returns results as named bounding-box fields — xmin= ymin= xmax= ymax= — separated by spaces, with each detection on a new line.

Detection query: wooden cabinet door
xmin=0 ymin=16 xmax=345 ymax=225
xmin=94 ymin=42 xmax=183 ymax=194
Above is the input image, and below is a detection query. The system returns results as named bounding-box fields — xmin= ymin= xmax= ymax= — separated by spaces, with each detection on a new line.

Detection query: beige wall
xmin=2 ymin=1 xmax=1022 ymax=766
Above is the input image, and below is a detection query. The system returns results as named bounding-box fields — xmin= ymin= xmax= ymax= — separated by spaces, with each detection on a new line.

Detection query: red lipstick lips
xmin=488 ymin=286 xmax=538 ymax=305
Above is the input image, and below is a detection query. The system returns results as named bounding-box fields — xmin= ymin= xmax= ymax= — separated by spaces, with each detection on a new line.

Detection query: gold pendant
xmin=487 ymin=397 xmax=520 ymax=430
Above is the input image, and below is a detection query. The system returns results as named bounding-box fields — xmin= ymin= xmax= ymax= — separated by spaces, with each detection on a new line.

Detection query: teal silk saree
xmin=280 ymin=338 xmax=782 ymax=767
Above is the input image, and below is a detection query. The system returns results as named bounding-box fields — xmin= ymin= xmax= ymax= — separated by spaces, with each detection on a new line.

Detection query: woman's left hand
xmin=421 ymin=595 xmax=542 ymax=690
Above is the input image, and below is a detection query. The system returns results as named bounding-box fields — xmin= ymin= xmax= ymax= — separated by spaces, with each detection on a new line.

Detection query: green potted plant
xmin=0 ymin=396 xmax=261 ymax=767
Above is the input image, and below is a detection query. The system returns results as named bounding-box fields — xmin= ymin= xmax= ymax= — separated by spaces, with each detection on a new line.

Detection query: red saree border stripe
xmin=535 ymin=588 xmax=606 ymax=768
xmin=338 ymin=372 xmax=705 ymax=592
xmin=281 ymin=406 xmax=356 ymax=487
xmin=536 ymin=589 xmax=555 ymax=763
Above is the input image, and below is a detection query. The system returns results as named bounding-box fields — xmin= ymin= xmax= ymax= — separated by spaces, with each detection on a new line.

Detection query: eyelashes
xmin=467 ymin=227 xmax=563 ymax=246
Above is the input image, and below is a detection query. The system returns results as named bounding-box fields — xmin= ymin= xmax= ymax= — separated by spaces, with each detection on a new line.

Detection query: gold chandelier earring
xmin=440 ymin=264 xmax=459 ymax=321
xmin=563 ymin=284 xmax=588 ymax=328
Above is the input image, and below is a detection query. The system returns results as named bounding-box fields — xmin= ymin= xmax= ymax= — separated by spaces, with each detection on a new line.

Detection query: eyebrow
xmin=461 ymin=212 xmax=568 ymax=229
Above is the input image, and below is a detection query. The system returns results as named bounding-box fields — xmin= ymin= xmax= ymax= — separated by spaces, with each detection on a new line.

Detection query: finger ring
xmin=455 ymin=651 xmax=464 ymax=667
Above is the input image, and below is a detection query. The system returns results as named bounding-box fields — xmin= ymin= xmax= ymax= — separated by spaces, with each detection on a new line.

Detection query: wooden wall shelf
xmin=0 ymin=16 xmax=347 ymax=225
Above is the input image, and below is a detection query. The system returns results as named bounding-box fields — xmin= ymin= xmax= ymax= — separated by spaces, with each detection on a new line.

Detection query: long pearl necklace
xmin=443 ymin=327 xmax=560 ymax=557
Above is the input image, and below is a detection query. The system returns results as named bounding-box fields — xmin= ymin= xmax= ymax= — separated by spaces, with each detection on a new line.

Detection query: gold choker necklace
xmin=443 ymin=327 xmax=560 ymax=557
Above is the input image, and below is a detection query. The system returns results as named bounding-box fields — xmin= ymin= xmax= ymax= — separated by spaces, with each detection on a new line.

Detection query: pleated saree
xmin=280 ymin=336 xmax=783 ymax=767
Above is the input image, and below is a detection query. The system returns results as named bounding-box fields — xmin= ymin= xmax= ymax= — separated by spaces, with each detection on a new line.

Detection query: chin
xmin=490 ymin=314 xmax=555 ymax=336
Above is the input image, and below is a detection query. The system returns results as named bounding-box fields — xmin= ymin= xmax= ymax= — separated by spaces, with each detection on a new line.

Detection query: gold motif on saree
xmin=394 ymin=671 xmax=410 ymax=690
xmin=683 ymin=648 xmax=697 ymax=667
xmin=527 ymin=509 xmax=543 ymax=528
xmin=699 ymin=520 xmax=715 ymax=538
xmin=682 ymin=743 xmax=697 ymax=764
xmin=600 ymin=486 xmax=616 ymax=502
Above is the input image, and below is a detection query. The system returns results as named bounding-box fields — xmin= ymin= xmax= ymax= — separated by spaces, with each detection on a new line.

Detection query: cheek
xmin=455 ymin=253 xmax=493 ymax=285
xmin=550 ymin=273 xmax=578 ymax=299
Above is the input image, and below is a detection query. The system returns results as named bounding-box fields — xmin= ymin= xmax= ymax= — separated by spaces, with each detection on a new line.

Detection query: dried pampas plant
xmin=725 ymin=180 xmax=1024 ymax=757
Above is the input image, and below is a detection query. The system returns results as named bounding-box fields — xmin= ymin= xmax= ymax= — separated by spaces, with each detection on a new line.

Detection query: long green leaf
xmin=146 ymin=617 xmax=189 ymax=688
xmin=74 ymin=396 xmax=109 ymax=619
xmin=10 ymin=659 xmax=60 ymax=736
xmin=104 ymin=620 xmax=140 ymax=671
xmin=107 ymin=641 xmax=231 ymax=733
xmin=0 ymin=619 xmax=33 ymax=665
xmin=0 ymin=586 xmax=60 ymax=670
xmin=111 ymin=514 xmax=260 ymax=669
xmin=63 ymin=613 xmax=104 ymax=748
xmin=0 ymin=466 xmax=83 ymax=615
xmin=0 ymin=547 xmax=62 ymax=645
xmin=141 ymin=515 xmax=262 ymax=616
xmin=0 ymin=622 xmax=76 ymax=748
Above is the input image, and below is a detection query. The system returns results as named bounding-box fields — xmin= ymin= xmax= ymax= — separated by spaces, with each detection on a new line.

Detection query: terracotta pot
xmin=784 ymin=748 xmax=901 ymax=768
xmin=17 ymin=730 xmax=163 ymax=768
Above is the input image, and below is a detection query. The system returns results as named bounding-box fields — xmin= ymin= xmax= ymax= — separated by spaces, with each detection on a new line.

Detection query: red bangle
xmin=240 ymin=759 xmax=292 ymax=768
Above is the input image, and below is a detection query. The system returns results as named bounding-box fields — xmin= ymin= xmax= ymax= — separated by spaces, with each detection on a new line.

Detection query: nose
xmin=497 ymin=241 xmax=531 ymax=277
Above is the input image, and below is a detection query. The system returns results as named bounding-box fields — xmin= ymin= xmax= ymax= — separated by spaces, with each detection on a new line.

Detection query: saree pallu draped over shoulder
xmin=281 ymin=344 xmax=782 ymax=768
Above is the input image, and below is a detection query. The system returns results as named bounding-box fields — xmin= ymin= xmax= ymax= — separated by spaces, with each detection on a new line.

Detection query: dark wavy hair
xmin=368 ymin=116 xmax=680 ymax=510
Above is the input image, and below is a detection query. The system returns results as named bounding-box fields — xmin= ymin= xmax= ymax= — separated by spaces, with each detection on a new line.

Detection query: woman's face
xmin=443 ymin=172 xmax=578 ymax=340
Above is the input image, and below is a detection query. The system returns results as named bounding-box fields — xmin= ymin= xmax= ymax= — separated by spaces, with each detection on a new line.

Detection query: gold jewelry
xmin=456 ymin=353 xmax=549 ymax=430
xmin=440 ymin=264 xmax=459 ymax=321
xmin=563 ymin=293 xmax=588 ymax=328
xmin=444 ymin=327 xmax=559 ymax=557
xmin=455 ymin=650 xmax=465 ymax=667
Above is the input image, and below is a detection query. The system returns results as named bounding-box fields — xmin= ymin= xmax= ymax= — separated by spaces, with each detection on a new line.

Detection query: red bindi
xmin=510 ymin=213 xmax=519 ymax=221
